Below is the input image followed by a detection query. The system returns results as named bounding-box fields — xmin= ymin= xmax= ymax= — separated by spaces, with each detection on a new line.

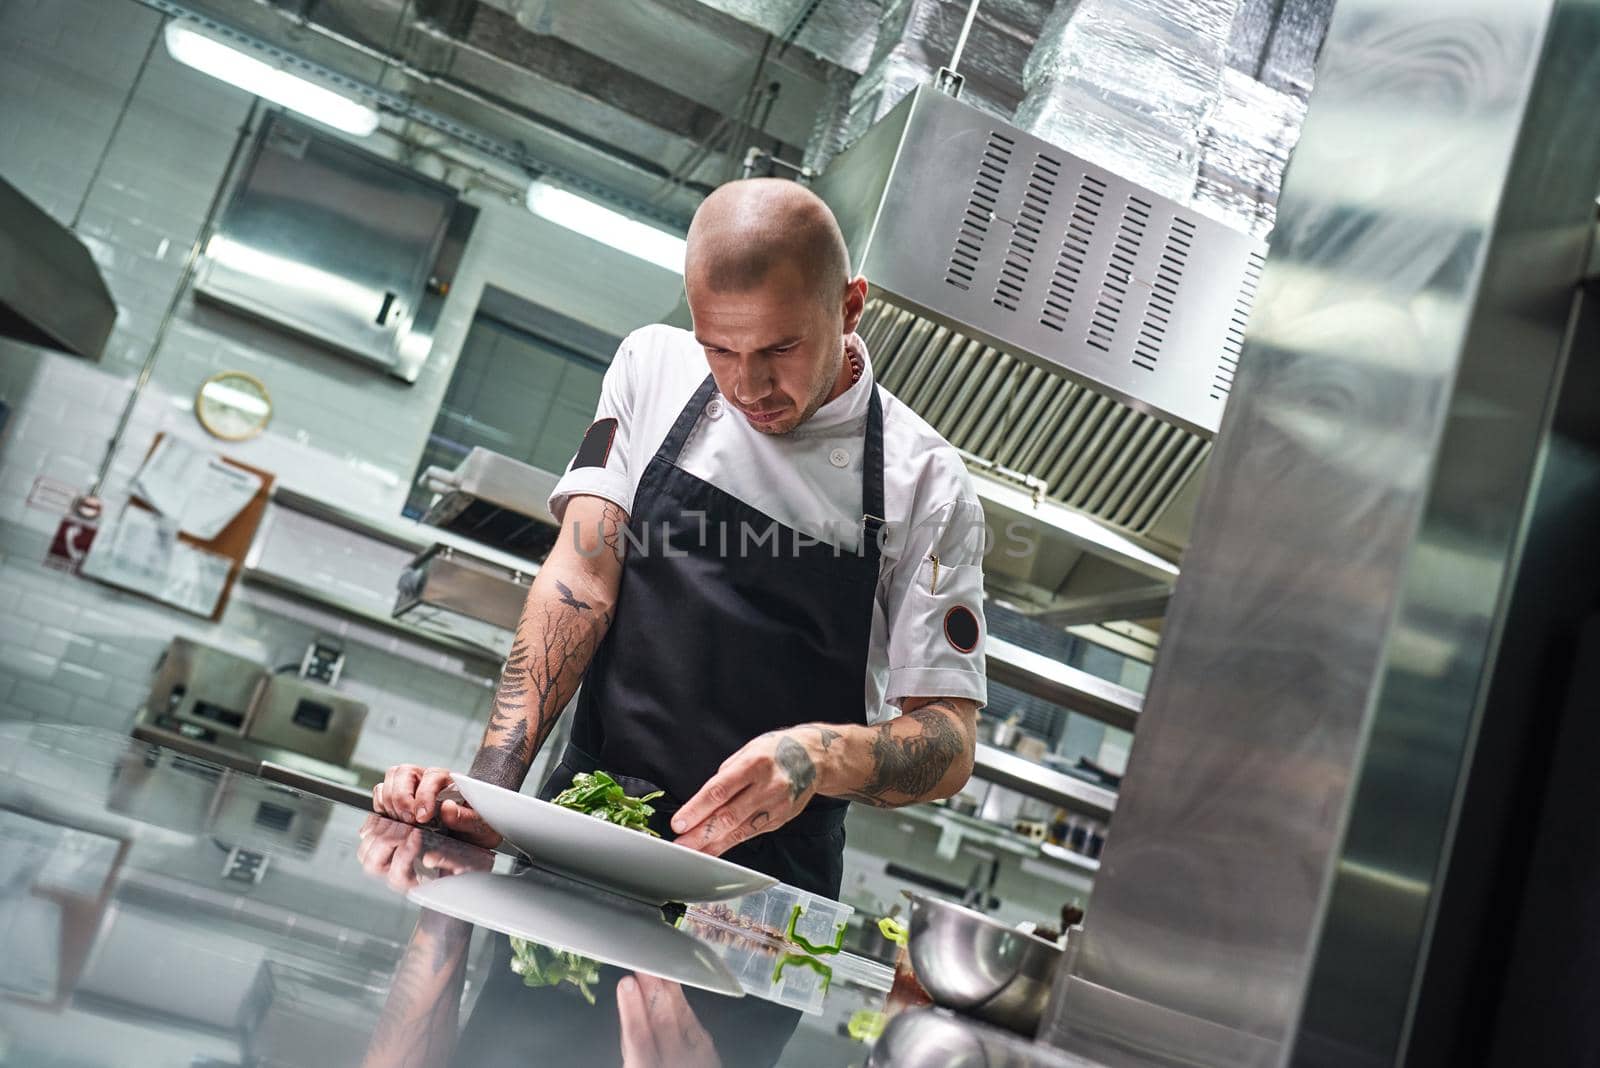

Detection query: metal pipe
xmin=948 ymin=0 xmax=984 ymax=75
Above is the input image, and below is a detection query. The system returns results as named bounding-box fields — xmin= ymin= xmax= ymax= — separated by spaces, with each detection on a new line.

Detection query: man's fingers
xmin=413 ymin=768 xmax=453 ymax=823
xmin=617 ymin=976 xmax=660 ymax=1067
xmin=387 ymin=830 xmax=424 ymax=892
xmin=360 ymin=834 xmax=399 ymax=879
xmin=441 ymin=799 xmax=501 ymax=848
xmin=671 ymin=763 xmax=752 ymax=836
xmin=382 ymin=765 xmax=423 ymax=820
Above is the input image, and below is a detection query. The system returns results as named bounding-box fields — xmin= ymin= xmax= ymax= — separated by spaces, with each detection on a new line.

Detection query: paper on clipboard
xmin=131 ymin=436 xmax=207 ymax=518
xmin=183 ymin=461 xmax=262 ymax=540
xmin=80 ymin=504 xmax=231 ymax=617
xmin=131 ymin=435 xmax=262 ymax=539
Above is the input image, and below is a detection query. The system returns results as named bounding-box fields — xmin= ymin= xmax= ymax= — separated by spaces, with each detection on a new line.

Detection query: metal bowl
xmin=905 ymin=893 xmax=1064 ymax=1035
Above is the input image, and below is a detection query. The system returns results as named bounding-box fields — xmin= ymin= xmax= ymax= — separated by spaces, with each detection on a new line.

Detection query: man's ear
xmin=842 ymin=276 xmax=869 ymax=334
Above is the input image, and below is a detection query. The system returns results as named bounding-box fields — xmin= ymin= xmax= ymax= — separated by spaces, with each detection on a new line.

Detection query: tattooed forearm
xmin=472 ymin=592 xmax=614 ymax=789
xmin=362 ymin=912 xmax=472 ymax=1068
xmin=843 ymin=700 xmax=974 ymax=807
xmin=775 ymin=735 xmax=817 ymax=800
xmin=816 ymin=726 xmax=842 ymax=750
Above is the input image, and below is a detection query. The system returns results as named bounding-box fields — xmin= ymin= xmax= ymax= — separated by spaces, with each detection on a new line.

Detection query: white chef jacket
xmin=549 ymin=323 xmax=988 ymax=723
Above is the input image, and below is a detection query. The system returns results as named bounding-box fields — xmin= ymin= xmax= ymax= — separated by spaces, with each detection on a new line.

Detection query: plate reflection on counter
xmin=406 ymin=866 xmax=743 ymax=997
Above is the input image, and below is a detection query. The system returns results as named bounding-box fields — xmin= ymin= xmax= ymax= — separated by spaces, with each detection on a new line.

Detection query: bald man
xmin=375 ymin=177 xmax=988 ymax=902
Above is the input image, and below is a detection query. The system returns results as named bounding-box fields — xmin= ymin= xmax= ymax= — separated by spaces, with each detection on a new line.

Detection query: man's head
xmin=684 ymin=178 xmax=868 ymax=435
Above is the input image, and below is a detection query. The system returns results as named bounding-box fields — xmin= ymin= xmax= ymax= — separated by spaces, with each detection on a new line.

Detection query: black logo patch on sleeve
xmin=944 ymin=605 xmax=980 ymax=653
xmin=572 ymin=417 xmax=618 ymax=470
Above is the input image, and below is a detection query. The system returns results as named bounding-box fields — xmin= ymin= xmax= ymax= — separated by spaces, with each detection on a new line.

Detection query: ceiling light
xmin=163 ymin=22 xmax=379 ymax=137
xmin=525 ymin=180 xmax=686 ymax=274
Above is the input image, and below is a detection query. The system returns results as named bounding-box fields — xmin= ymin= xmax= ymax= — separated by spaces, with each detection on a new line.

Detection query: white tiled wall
xmin=0 ymin=0 xmax=682 ymax=768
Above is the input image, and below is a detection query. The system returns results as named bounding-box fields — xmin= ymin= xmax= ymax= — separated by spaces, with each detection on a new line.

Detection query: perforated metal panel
xmin=815 ymin=86 xmax=1268 ymax=438
xmin=859 ymin=300 xmax=1210 ymax=535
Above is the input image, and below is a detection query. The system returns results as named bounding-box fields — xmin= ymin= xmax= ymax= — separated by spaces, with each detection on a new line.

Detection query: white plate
xmin=453 ymin=776 xmax=777 ymax=905
xmin=408 ymin=869 xmax=743 ymax=997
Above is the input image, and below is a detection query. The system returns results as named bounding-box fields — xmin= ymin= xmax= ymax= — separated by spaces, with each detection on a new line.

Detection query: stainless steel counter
xmin=0 ymin=724 xmax=1085 ymax=1067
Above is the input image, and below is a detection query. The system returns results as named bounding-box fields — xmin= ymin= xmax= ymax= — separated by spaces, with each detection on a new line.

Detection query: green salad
xmin=551 ymin=770 xmax=663 ymax=836
xmin=508 ymin=938 xmax=603 ymax=1004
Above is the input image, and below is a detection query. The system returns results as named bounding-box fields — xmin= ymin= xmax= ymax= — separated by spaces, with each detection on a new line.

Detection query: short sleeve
xmin=882 ymin=496 xmax=989 ymax=709
xmin=548 ymin=335 xmax=637 ymax=521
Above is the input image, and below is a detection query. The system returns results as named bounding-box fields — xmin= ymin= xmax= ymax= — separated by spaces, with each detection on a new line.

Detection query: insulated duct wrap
xmin=844 ymin=0 xmax=1054 ymax=146
xmin=1192 ymin=67 xmax=1306 ymax=237
xmin=1015 ymin=0 xmax=1237 ymax=202
xmin=1225 ymin=0 xmax=1335 ymax=96
xmin=689 ymin=0 xmax=883 ymax=73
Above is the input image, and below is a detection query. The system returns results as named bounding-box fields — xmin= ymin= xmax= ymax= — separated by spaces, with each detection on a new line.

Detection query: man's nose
xmin=732 ymin=354 xmax=772 ymax=405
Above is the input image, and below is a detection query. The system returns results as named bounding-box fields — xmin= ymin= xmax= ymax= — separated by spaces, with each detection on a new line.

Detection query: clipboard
xmin=83 ymin=432 xmax=275 ymax=621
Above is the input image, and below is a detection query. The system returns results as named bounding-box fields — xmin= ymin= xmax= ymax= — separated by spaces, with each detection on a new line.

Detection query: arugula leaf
xmin=551 ymin=771 xmax=663 ymax=837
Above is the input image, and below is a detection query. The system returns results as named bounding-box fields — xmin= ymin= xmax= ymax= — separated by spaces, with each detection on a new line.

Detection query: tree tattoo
xmin=775 ymin=735 xmax=817 ymax=801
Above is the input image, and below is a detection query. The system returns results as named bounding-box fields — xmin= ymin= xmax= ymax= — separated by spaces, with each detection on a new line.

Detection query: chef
xmin=374 ymin=177 xmax=989 ymax=904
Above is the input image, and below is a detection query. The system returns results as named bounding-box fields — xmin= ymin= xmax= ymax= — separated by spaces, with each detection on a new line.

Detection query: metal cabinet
xmin=195 ymin=113 xmax=476 ymax=382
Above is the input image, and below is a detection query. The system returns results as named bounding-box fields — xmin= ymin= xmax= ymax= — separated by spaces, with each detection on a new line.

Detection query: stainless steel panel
xmin=814 ymin=87 xmax=1267 ymax=438
xmin=0 ymin=175 xmax=116 ymax=359
xmin=145 ymin=638 xmax=267 ymax=738
xmin=985 ymin=638 xmax=1141 ymax=735
xmin=245 ymin=675 xmax=368 ymax=768
xmin=394 ymin=542 xmax=533 ymax=636
xmin=1044 ymin=0 xmax=1600 ymax=1064
xmin=194 ymin=113 xmax=475 ymax=382
xmin=971 ymin=744 xmax=1115 ymax=821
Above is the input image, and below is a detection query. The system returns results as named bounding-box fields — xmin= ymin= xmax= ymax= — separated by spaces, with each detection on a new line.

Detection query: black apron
xmin=538 ymin=371 xmax=887 ymax=902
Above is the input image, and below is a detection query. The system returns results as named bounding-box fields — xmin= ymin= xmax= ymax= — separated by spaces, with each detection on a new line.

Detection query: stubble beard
xmin=752 ymin=341 xmax=845 ymax=436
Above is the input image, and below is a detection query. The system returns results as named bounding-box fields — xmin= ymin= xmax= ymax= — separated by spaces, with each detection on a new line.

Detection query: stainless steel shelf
xmin=971 ymin=743 xmax=1116 ymax=821
xmin=985 ymin=636 xmax=1143 ymax=733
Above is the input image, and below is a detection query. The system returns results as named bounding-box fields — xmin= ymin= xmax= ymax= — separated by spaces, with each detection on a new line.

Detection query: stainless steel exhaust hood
xmin=0 ymin=175 xmax=116 ymax=360
xmin=812 ymin=84 xmax=1267 ymax=440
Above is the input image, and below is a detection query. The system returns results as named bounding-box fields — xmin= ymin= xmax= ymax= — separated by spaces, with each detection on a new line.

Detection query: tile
xmin=0 ymin=615 xmax=40 ymax=648
xmin=13 ymin=594 xmax=77 ymax=630
xmin=10 ymin=678 xmax=70 ymax=720
xmin=53 ymin=661 xmax=110 ymax=701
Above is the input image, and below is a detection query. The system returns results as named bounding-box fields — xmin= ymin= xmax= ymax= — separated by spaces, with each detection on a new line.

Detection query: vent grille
xmin=1043 ymin=174 xmax=1103 ymax=333
xmin=992 ymin=151 xmax=1060 ymax=312
xmin=1133 ymin=215 xmax=1195 ymax=373
xmin=946 ymin=132 xmax=1014 ymax=292
xmin=1089 ymin=195 xmax=1150 ymax=353
xmin=1214 ymin=249 xmax=1266 ymax=399
xmin=862 ymin=300 xmax=1209 ymax=534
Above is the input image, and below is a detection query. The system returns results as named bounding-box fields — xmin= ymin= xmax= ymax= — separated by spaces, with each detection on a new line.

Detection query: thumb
xmin=442 ymin=800 xmax=501 ymax=848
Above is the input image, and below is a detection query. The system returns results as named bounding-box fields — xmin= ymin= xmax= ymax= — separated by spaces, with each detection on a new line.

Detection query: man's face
xmin=687 ymin=262 xmax=861 ymax=436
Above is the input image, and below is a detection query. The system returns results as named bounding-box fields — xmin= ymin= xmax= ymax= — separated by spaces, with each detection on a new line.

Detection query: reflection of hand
xmin=372 ymin=764 xmax=501 ymax=848
xmin=357 ymin=814 xmax=493 ymax=894
xmin=672 ymin=729 xmax=827 ymax=856
xmin=618 ymin=974 xmax=722 ymax=1068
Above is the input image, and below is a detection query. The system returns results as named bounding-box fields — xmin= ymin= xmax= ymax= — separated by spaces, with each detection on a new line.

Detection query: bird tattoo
xmin=554 ymin=579 xmax=591 ymax=612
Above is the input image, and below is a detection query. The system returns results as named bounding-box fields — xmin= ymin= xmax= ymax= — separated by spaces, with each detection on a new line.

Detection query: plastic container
xmin=689 ymin=882 xmax=855 ymax=956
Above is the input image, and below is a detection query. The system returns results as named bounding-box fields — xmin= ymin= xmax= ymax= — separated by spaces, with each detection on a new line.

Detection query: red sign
xmin=45 ymin=516 xmax=97 ymax=575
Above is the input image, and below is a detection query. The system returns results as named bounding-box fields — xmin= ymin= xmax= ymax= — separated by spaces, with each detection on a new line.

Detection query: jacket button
xmin=829 ymin=448 xmax=850 ymax=468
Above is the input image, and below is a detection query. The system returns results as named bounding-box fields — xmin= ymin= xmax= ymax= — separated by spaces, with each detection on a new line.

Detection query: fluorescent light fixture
xmin=163 ymin=22 xmax=379 ymax=137
xmin=525 ymin=180 xmax=686 ymax=274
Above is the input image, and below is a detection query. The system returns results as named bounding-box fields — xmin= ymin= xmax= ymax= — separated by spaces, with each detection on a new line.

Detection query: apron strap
xmin=861 ymin=385 xmax=886 ymax=562
xmin=659 ymin=374 xmax=720 ymax=464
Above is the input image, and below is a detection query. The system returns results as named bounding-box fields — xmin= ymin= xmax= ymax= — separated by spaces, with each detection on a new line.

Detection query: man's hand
xmin=617 ymin=974 xmax=722 ymax=1068
xmin=371 ymin=765 xmax=500 ymax=848
xmin=356 ymin=814 xmax=494 ymax=893
xmin=670 ymin=729 xmax=826 ymax=856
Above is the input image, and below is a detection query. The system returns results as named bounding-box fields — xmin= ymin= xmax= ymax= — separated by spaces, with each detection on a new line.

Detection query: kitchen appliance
xmin=244 ymin=674 xmax=367 ymax=768
xmin=394 ymin=541 xmax=531 ymax=647
xmin=416 ymin=446 xmax=564 ymax=560
xmin=0 ymin=174 xmax=116 ymax=360
xmin=905 ymin=892 xmax=1063 ymax=1035
xmin=194 ymin=113 xmax=477 ymax=383
xmin=144 ymin=638 xmax=267 ymax=741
